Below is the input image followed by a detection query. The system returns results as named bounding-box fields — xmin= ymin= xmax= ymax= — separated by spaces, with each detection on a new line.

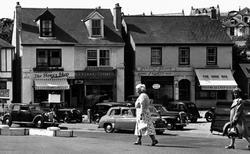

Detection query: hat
xmin=232 ymin=87 xmax=241 ymax=93
xmin=136 ymin=83 xmax=146 ymax=91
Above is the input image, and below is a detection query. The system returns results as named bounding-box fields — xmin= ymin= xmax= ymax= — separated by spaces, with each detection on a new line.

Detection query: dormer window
xmin=34 ymin=8 xmax=55 ymax=38
xmin=92 ymin=19 xmax=101 ymax=36
xmin=84 ymin=9 xmax=104 ymax=39
xmin=41 ymin=20 xmax=53 ymax=37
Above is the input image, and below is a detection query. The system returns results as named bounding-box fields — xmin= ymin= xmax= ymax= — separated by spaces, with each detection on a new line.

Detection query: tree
xmin=0 ymin=18 xmax=13 ymax=43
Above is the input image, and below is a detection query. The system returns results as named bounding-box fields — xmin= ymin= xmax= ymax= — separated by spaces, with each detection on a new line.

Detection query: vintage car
xmin=91 ymin=102 xmax=132 ymax=123
xmin=166 ymin=101 xmax=201 ymax=123
xmin=98 ymin=106 xmax=166 ymax=134
xmin=2 ymin=103 xmax=59 ymax=128
xmin=56 ymin=108 xmax=82 ymax=123
xmin=150 ymin=104 xmax=188 ymax=130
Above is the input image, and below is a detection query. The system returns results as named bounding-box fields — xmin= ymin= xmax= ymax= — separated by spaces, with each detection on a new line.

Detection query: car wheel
xmin=166 ymin=121 xmax=175 ymax=130
xmin=205 ymin=113 xmax=213 ymax=122
xmin=64 ymin=116 xmax=71 ymax=123
xmin=104 ymin=123 xmax=114 ymax=133
xmin=2 ymin=116 xmax=12 ymax=127
xmin=176 ymin=125 xmax=184 ymax=130
xmin=34 ymin=117 xmax=44 ymax=128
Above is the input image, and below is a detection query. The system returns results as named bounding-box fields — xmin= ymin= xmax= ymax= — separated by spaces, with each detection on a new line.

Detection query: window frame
xmin=91 ymin=19 xmax=101 ymax=36
xmin=178 ymin=47 xmax=190 ymax=65
xmin=151 ymin=47 xmax=162 ymax=66
xmin=87 ymin=49 xmax=110 ymax=67
xmin=206 ymin=47 xmax=217 ymax=65
xmin=40 ymin=19 xmax=54 ymax=37
xmin=36 ymin=49 xmax=62 ymax=67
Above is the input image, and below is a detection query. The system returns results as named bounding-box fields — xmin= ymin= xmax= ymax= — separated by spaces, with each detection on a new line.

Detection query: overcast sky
xmin=1 ymin=0 xmax=250 ymax=19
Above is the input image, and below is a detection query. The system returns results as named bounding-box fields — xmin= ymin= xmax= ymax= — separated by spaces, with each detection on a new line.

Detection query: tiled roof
xmin=0 ymin=38 xmax=14 ymax=48
xmin=21 ymin=8 xmax=124 ymax=45
xmin=239 ymin=63 xmax=250 ymax=78
xmin=124 ymin=15 xmax=233 ymax=45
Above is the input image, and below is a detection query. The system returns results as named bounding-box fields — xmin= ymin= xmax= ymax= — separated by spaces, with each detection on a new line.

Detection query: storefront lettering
xmin=34 ymin=72 xmax=70 ymax=79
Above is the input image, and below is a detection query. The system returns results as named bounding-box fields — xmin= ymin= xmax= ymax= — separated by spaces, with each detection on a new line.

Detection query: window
xmin=36 ymin=49 xmax=61 ymax=67
xmin=92 ymin=19 xmax=101 ymax=36
xmin=0 ymin=81 xmax=6 ymax=89
xmin=151 ymin=47 xmax=162 ymax=65
xmin=41 ymin=20 xmax=53 ymax=37
xmin=230 ymin=27 xmax=235 ymax=35
xmin=179 ymin=47 xmax=190 ymax=65
xmin=87 ymin=49 xmax=110 ymax=66
xmin=206 ymin=47 xmax=217 ymax=65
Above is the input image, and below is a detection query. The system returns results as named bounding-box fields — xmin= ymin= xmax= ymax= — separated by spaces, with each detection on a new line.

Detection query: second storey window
xmin=87 ymin=49 xmax=110 ymax=66
xmin=206 ymin=47 xmax=217 ymax=65
xmin=230 ymin=27 xmax=234 ymax=36
xmin=179 ymin=47 xmax=190 ymax=65
xmin=37 ymin=49 xmax=61 ymax=67
xmin=41 ymin=20 xmax=53 ymax=37
xmin=92 ymin=19 xmax=101 ymax=36
xmin=151 ymin=47 xmax=162 ymax=65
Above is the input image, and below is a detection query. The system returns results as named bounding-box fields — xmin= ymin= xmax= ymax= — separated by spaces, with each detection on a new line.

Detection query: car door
xmin=115 ymin=108 xmax=136 ymax=131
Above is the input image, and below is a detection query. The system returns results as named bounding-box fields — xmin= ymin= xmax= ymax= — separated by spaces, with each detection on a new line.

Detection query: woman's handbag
xmin=228 ymin=126 xmax=239 ymax=138
xmin=138 ymin=120 xmax=148 ymax=130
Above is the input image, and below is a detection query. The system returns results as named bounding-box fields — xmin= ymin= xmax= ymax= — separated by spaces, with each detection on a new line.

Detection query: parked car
xmin=166 ymin=101 xmax=201 ymax=123
xmin=98 ymin=106 xmax=166 ymax=134
xmin=210 ymin=100 xmax=250 ymax=133
xmin=2 ymin=103 xmax=59 ymax=128
xmin=150 ymin=104 xmax=188 ymax=130
xmin=56 ymin=108 xmax=82 ymax=123
xmin=91 ymin=102 xmax=132 ymax=123
xmin=204 ymin=107 xmax=215 ymax=122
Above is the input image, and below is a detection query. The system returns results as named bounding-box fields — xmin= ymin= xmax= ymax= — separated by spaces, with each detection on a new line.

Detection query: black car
xmin=166 ymin=101 xmax=201 ymax=123
xmin=150 ymin=104 xmax=188 ymax=130
xmin=56 ymin=108 xmax=82 ymax=123
xmin=91 ymin=102 xmax=132 ymax=123
xmin=2 ymin=103 xmax=59 ymax=128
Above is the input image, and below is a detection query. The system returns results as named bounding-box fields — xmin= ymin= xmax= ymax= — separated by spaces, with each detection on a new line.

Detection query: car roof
xmin=95 ymin=102 xmax=131 ymax=106
xmin=109 ymin=106 xmax=135 ymax=110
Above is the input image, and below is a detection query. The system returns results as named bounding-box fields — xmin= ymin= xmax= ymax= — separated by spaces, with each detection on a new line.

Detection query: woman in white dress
xmin=134 ymin=83 xmax=158 ymax=146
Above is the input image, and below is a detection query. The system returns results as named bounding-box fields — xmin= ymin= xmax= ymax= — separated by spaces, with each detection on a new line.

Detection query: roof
xmin=0 ymin=38 xmax=14 ymax=48
xmin=239 ymin=63 xmax=250 ymax=78
xmin=123 ymin=16 xmax=233 ymax=45
xmin=20 ymin=8 xmax=124 ymax=46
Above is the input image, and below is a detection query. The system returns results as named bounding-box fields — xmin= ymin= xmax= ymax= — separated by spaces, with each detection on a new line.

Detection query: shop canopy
xmin=34 ymin=79 xmax=69 ymax=90
xmin=195 ymin=69 xmax=237 ymax=90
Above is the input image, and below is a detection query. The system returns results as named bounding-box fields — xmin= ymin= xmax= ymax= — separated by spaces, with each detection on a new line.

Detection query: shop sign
xmin=34 ymin=71 xmax=74 ymax=79
xmin=201 ymin=85 xmax=237 ymax=90
xmin=152 ymin=84 xmax=161 ymax=89
xmin=76 ymin=71 xmax=115 ymax=79
xmin=0 ymin=89 xmax=9 ymax=99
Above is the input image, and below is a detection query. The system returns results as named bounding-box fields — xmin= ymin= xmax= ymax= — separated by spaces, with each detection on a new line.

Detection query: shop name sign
xmin=34 ymin=72 xmax=72 ymax=79
xmin=202 ymin=85 xmax=237 ymax=90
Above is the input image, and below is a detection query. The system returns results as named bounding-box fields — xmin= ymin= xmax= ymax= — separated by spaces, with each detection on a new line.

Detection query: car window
xmin=20 ymin=106 xmax=29 ymax=110
xmin=13 ymin=105 xmax=20 ymax=111
xmin=109 ymin=109 xmax=121 ymax=116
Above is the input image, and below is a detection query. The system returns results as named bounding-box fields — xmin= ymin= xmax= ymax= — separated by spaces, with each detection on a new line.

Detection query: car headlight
xmin=177 ymin=117 xmax=180 ymax=121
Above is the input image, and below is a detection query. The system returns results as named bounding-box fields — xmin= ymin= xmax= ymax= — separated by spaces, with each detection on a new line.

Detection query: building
xmin=0 ymin=38 xmax=14 ymax=110
xmin=122 ymin=15 xmax=236 ymax=108
xmin=190 ymin=5 xmax=220 ymax=19
xmin=12 ymin=2 xmax=124 ymax=111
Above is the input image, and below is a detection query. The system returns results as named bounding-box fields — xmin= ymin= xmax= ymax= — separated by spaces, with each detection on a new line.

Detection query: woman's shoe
xmin=134 ymin=141 xmax=142 ymax=145
xmin=225 ymin=145 xmax=235 ymax=149
xmin=151 ymin=140 xmax=158 ymax=146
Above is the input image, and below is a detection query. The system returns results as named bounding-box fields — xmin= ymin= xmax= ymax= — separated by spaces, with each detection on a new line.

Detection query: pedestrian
xmin=134 ymin=83 xmax=158 ymax=146
xmin=225 ymin=87 xmax=250 ymax=150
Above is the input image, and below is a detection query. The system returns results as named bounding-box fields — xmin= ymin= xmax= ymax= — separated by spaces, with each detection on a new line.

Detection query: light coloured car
xmin=98 ymin=106 xmax=166 ymax=134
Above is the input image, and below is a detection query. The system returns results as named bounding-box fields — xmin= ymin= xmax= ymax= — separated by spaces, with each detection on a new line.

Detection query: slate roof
xmin=124 ymin=15 xmax=233 ymax=45
xmin=0 ymin=38 xmax=14 ymax=48
xmin=239 ymin=63 xmax=250 ymax=78
xmin=20 ymin=8 xmax=124 ymax=46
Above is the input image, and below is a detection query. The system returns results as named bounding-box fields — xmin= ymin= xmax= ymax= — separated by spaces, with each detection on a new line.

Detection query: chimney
xmin=16 ymin=2 xmax=22 ymax=30
xmin=113 ymin=3 xmax=121 ymax=31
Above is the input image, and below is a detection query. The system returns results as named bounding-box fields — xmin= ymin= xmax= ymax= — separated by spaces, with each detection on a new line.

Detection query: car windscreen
xmin=154 ymin=105 xmax=168 ymax=115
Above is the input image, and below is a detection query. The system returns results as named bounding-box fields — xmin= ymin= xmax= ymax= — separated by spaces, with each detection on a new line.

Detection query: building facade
xmin=12 ymin=2 xmax=124 ymax=112
xmin=122 ymin=15 xmax=236 ymax=108
xmin=0 ymin=38 xmax=14 ymax=109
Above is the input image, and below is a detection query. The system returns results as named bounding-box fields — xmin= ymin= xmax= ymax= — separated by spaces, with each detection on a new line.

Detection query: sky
xmin=0 ymin=0 xmax=250 ymax=19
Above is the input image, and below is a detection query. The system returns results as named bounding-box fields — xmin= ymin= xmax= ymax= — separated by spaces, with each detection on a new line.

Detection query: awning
xmin=195 ymin=69 xmax=237 ymax=90
xmin=34 ymin=79 xmax=69 ymax=90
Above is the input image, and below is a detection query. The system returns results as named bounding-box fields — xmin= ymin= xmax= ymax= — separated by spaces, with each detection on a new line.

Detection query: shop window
xmin=179 ymin=47 xmax=190 ymax=65
xmin=87 ymin=49 xmax=110 ymax=66
xmin=36 ymin=49 xmax=61 ymax=67
xmin=196 ymin=90 xmax=226 ymax=99
xmin=151 ymin=47 xmax=162 ymax=65
xmin=206 ymin=47 xmax=217 ymax=65
xmin=230 ymin=27 xmax=235 ymax=35
xmin=0 ymin=81 xmax=6 ymax=89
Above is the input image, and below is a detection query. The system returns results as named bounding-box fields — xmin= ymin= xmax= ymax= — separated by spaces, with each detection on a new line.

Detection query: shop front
xmin=74 ymin=67 xmax=116 ymax=112
xmin=195 ymin=68 xmax=238 ymax=108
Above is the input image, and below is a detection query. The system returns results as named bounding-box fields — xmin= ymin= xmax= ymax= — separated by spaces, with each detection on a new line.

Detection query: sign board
xmin=48 ymin=94 xmax=61 ymax=103
xmin=0 ymin=89 xmax=9 ymax=99
xmin=152 ymin=84 xmax=161 ymax=89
